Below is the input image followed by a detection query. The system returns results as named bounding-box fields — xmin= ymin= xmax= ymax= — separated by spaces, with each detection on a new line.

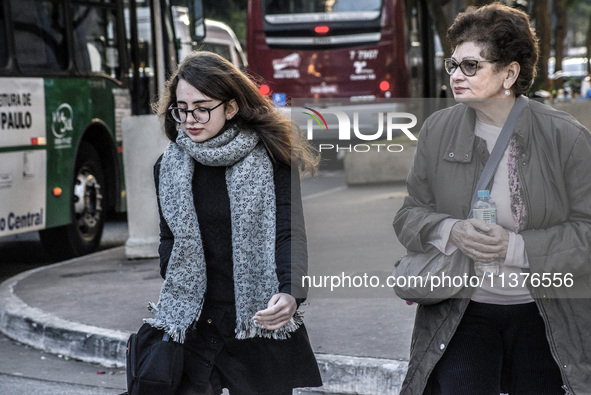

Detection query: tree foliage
xmin=532 ymin=0 xmax=551 ymax=91
xmin=203 ymin=0 xmax=247 ymax=42
xmin=434 ymin=0 xmax=589 ymax=95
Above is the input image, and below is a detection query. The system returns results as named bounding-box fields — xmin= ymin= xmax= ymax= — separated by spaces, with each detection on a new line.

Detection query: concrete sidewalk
xmin=0 ymin=183 xmax=415 ymax=394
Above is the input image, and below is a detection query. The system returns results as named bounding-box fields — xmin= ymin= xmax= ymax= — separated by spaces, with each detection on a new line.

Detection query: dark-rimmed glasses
xmin=168 ymin=101 xmax=226 ymax=124
xmin=444 ymin=58 xmax=498 ymax=76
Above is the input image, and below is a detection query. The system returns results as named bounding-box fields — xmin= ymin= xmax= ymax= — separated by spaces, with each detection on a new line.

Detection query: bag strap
xmin=468 ymin=95 xmax=528 ymax=216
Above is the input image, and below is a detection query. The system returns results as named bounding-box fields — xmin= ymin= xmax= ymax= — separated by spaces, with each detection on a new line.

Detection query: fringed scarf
xmin=145 ymin=127 xmax=302 ymax=343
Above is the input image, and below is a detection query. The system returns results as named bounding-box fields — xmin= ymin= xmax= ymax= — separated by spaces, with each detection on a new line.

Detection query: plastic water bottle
xmin=472 ymin=190 xmax=500 ymax=276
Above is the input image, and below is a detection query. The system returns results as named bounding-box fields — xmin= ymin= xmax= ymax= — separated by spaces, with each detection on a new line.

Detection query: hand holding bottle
xmin=450 ymin=218 xmax=508 ymax=263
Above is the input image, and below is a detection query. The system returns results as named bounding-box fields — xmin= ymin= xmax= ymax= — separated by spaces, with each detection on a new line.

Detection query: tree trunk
xmin=425 ymin=1 xmax=452 ymax=58
xmin=587 ymin=6 xmax=591 ymax=74
xmin=533 ymin=0 xmax=551 ymax=92
xmin=554 ymin=0 xmax=567 ymax=91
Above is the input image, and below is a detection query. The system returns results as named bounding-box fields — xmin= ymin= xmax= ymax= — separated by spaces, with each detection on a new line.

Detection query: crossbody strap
xmin=468 ymin=95 xmax=528 ymax=217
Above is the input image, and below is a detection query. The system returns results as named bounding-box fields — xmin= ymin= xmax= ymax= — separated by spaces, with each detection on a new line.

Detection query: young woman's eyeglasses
xmin=168 ymin=101 xmax=226 ymax=124
xmin=444 ymin=58 xmax=498 ymax=76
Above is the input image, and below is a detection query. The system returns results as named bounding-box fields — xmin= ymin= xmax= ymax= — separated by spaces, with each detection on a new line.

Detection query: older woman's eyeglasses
xmin=444 ymin=58 xmax=498 ymax=76
xmin=168 ymin=101 xmax=226 ymax=124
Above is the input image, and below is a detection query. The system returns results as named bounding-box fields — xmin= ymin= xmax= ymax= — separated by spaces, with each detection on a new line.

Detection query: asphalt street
xmin=0 ymin=170 xmax=414 ymax=394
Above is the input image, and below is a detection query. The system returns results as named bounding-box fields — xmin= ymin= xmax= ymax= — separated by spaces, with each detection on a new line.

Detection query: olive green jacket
xmin=393 ymin=98 xmax=591 ymax=394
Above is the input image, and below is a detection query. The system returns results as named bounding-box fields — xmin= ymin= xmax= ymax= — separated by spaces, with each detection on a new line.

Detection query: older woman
xmin=394 ymin=4 xmax=591 ymax=394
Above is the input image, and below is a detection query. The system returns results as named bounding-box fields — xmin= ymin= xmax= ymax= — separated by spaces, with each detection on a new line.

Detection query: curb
xmin=314 ymin=354 xmax=407 ymax=394
xmin=343 ymin=143 xmax=416 ymax=186
xmin=0 ymin=250 xmax=129 ymax=368
xmin=0 ymin=249 xmax=408 ymax=394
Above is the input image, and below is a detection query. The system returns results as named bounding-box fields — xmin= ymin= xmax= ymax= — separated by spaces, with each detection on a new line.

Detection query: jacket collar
xmin=443 ymin=97 xmax=532 ymax=163
xmin=513 ymin=100 xmax=532 ymax=147
xmin=443 ymin=103 xmax=477 ymax=164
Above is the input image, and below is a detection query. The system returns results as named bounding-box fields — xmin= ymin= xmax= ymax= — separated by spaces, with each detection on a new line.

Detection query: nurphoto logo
xmin=299 ymin=106 xmax=418 ymax=153
xmin=303 ymin=107 xmax=329 ymax=131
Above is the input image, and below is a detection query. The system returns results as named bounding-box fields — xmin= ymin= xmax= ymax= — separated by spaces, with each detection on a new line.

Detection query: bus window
xmin=124 ymin=0 xmax=157 ymax=114
xmin=265 ymin=0 xmax=382 ymax=14
xmin=199 ymin=42 xmax=232 ymax=62
xmin=234 ymin=48 xmax=245 ymax=69
xmin=172 ymin=5 xmax=193 ymax=61
xmin=11 ymin=0 xmax=68 ymax=71
xmin=0 ymin=4 xmax=7 ymax=68
xmin=200 ymin=19 xmax=247 ymax=70
xmin=72 ymin=2 xmax=121 ymax=78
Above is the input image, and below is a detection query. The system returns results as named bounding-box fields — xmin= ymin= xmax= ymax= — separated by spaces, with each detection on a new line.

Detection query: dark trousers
xmin=180 ymin=303 xmax=320 ymax=395
xmin=430 ymin=301 xmax=564 ymax=395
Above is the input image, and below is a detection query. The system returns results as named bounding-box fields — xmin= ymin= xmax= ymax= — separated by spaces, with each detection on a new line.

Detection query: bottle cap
xmin=477 ymin=190 xmax=490 ymax=198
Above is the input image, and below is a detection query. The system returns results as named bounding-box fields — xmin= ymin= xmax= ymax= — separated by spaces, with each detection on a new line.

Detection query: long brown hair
xmin=154 ymin=51 xmax=319 ymax=176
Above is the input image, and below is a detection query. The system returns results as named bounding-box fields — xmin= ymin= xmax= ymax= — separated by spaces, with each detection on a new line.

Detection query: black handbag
xmin=126 ymin=322 xmax=184 ymax=395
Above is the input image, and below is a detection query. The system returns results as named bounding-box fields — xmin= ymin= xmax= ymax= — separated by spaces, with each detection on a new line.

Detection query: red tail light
xmin=259 ymin=84 xmax=271 ymax=96
xmin=315 ymin=26 xmax=329 ymax=34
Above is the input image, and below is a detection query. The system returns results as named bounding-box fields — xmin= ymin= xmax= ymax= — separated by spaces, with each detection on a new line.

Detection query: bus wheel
xmin=40 ymin=143 xmax=105 ymax=260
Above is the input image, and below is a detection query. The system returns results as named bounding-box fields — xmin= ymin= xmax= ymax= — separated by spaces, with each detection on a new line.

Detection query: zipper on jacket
xmin=533 ymin=297 xmax=573 ymax=392
xmin=516 ymin=158 xmax=531 ymax=230
xmin=517 ymin=159 xmax=573 ymax=392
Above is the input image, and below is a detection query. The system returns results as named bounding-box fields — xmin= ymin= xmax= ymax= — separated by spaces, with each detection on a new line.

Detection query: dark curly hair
xmin=447 ymin=3 xmax=539 ymax=96
xmin=153 ymin=51 xmax=319 ymax=175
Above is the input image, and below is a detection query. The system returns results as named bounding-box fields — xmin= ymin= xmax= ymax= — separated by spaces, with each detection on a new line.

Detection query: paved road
xmin=0 ymin=218 xmax=130 ymax=394
xmin=0 ymin=332 xmax=125 ymax=394
xmin=3 ymin=170 xmax=398 ymax=394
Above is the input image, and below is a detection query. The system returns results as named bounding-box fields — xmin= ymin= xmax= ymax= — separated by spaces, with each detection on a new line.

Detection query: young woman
xmin=149 ymin=51 xmax=322 ymax=395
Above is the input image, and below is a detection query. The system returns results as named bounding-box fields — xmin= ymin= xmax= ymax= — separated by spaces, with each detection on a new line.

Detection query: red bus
xmin=247 ymin=0 xmax=425 ymax=104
